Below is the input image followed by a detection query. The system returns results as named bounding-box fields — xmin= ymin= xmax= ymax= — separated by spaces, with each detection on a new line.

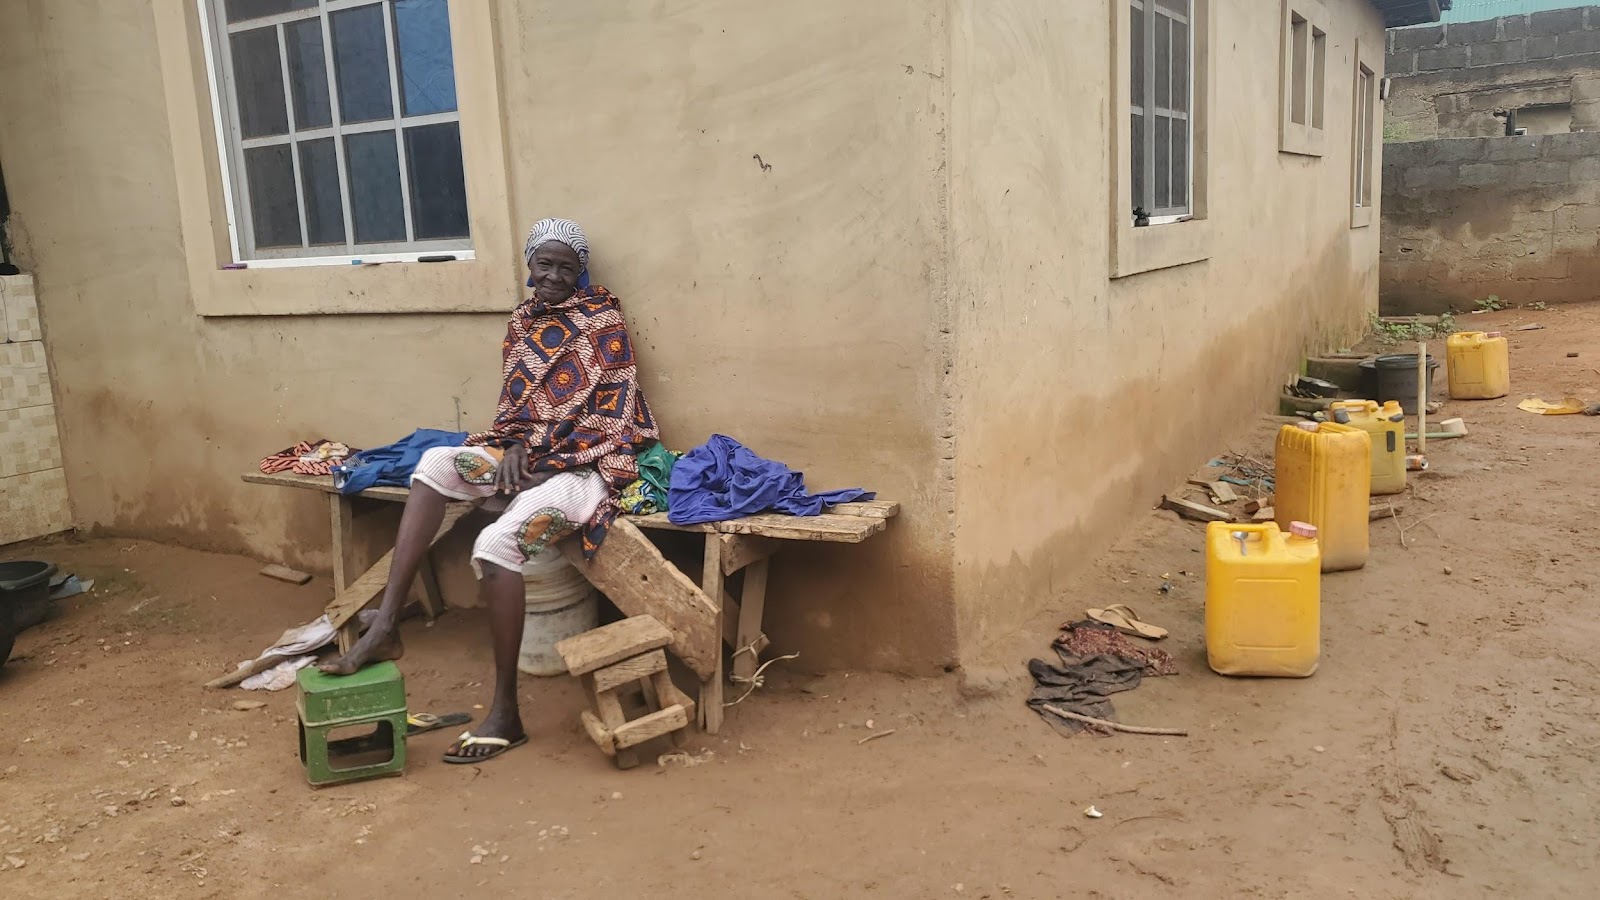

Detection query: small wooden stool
xmin=556 ymin=616 xmax=696 ymax=769
xmin=295 ymin=661 xmax=407 ymax=787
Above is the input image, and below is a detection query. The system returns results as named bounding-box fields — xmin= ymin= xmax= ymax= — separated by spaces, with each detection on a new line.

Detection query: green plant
xmin=1475 ymin=295 xmax=1507 ymax=312
xmin=1366 ymin=311 xmax=1458 ymax=346
xmin=1382 ymin=122 xmax=1414 ymax=143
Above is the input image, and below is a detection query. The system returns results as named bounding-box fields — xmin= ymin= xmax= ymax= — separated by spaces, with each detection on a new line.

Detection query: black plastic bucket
xmin=1359 ymin=354 xmax=1438 ymax=414
xmin=0 ymin=561 xmax=57 ymax=666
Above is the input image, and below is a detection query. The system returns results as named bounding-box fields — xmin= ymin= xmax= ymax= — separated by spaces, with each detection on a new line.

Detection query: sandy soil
xmin=2 ymin=304 xmax=1598 ymax=899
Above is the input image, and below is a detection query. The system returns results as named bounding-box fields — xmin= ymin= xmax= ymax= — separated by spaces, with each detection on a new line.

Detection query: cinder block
xmin=1404 ymin=164 xmax=1458 ymax=190
xmin=1556 ymin=31 xmax=1600 ymax=57
xmin=1540 ymin=132 xmax=1600 ymax=160
xmin=1417 ymin=46 xmax=1470 ymax=71
xmin=1386 ymin=51 xmax=1416 ymax=77
xmin=0 ymin=341 xmax=53 ymax=412
xmin=0 ymin=404 xmax=63 ymax=479
xmin=1433 ymin=138 xmax=1487 ymax=162
xmin=1394 ymin=25 xmax=1445 ymax=51
xmin=1528 ymin=7 xmax=1586 ymax=36
xmin=0 ymin=274 xmax=41 ymax=342
xmin=1502 ymin=15 xmax=1529 ymax=41
xmin=1448 ymin=20 xmax=1500 ymax=45
xmin=1486 ymin=138 xmax=1541 ymax=161
xmin=1471 ymin=41 xmax=1525 ymax=67
xmin=1527 ymin=35 xmax=1559 ymax=59
xmin=0 ymin=468 xmax=72 ymax=545
xmin=1459 ymin=162 xmax=1504 ymax=186
xmin=1555 ymin=203 xmax=1600 ymax=231
xmin=1511 ymin=160 xmax=1571 ymax=185
xmin=1573 ymin=156 xmax=1600 ymax=182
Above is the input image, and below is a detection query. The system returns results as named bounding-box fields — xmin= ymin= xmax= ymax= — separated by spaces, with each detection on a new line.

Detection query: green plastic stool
xmin=296 ymin=661 xmax=407 ymax=787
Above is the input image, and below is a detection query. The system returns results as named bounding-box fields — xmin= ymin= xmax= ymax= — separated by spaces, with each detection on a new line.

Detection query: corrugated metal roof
xmin=1373 ymin=0 xmax=1453 ymax=27
xmin=1438 ymin=0 xmax=1590 ymax=22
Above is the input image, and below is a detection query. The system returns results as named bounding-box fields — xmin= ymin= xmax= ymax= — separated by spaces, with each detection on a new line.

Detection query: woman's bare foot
xmin=442 ymin=703 xmax=526 ymax=762
xmin=317 ymin=620 xmax=404 ymax=675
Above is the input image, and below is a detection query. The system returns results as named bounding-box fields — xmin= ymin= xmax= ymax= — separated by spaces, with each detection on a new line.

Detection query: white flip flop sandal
xmin=1086 ymin=604 xmax=1169 ymax=640
xmin=442 ymin=730 xmax=528 ymax=764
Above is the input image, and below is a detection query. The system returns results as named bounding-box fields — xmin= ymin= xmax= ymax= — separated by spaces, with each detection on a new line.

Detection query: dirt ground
xmin=3 ymin=304 xmax=1599 ymax=899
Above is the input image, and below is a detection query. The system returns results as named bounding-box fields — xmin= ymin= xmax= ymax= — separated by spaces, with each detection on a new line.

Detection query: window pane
xmin=332 ymin=4 xmax=394 ymax=123
xmin=1172 ymin=20 xmax=1189 ymax=114
xmin=286 ymin=18 xmax=332 ymax=129
xmin=1155 ymin=14 xmax=1171 ymax=110
xmin=1131 ymin=112 xmax=1146 ymax=213
xmin=226 ymin=0 xmax=315 ymax=23
xmin=1173 ymin=118 xmax=1189 ymax=212
xmin=405 ymin=123 xmax=469 ymax=239
xmin=394 ymin=0 xmax=458 ymax=116
xmin=300 ymin=138 xmax=345 ymax=245
xmin=1130 ymin=3 xmax=1145 ymax=111
xmin=1154 ymin=115 xmax=1171 ymax=210
xmin=245 ymin=144 xmax=301 ymax=248
xmin=1312 ymin=31 xmax=1327 ymax=130
xmin=346 ymin=132 xmax=406 ymax=243
xmin=230 ymin=27 xmax=288 ymax=138
xmin=1290 ymin=17 xmax=1308 ymax=126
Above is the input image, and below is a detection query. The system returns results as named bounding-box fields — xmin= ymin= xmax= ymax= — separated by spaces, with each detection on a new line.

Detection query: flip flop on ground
xmin=1086 ymin=604 xmax=1168 ymax=640
xmin=442 ymin=731 xmax=528 ymax=764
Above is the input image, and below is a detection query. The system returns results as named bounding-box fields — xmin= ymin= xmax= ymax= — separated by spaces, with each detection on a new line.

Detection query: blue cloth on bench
xmin=667 ymin=434 xmax=874 ymax=525
xmin=336 ymin=428 xmax=469 ymax=494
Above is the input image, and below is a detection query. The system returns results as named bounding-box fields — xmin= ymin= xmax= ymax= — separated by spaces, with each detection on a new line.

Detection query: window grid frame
xmin=1130 ymin=0 xmax=1194 ymax=221
xmin=1280 ymin=0 xmax=1331 ymax=158
xmin=200 ymin=0 xmax=473 ymax=262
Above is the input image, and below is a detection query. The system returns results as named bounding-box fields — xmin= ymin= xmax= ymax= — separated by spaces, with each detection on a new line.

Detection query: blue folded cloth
xmin=668 ymin=434 xmax=874 ymax=525
xmin=336 ymin=428 xmax=468 ymax=494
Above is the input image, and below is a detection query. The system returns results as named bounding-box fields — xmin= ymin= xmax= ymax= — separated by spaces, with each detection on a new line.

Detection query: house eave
xmin=1371 ymin=0 xmax=1450 ymax=28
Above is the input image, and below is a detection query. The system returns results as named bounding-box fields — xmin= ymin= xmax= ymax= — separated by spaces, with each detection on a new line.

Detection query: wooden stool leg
xmin=591 ymin=678 xmax=639 ymax=770
xmin=417 ymin=552 xmax=446 ymax=621
xmin=700 ymin=534 xmax=726 ymax=735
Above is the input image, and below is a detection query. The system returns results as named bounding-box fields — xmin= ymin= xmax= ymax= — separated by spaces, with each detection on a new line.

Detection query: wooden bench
xmin=242 ymin=470 xmax=898 ymax=734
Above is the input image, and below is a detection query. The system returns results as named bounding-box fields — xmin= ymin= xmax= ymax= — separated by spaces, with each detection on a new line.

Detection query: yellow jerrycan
xmin=1205 ymin=521 xmax=1321 ymax=677
xmin=1327 ymin=400 xmax=1406 ymax=496
xmin=1447 ymin=331 xmax=1510 ymax=400
xmin=1274 ymin=421 xmax=1370 ymax=572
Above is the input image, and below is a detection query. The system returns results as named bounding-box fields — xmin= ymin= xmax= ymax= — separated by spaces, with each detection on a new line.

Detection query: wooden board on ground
xmin=613 ymin=705 xmax=689 ymax=750
xmin=560 ymin=517 xmax=720 ymax=681
xmin=260 ymin=564 xmax=312 ymax=585
xmin=558 ymin=619 xmax=671 ymax=677
xmin=1162 ymin=495 xmax=1232 ymax=523
xmin=1370 ymin=501 xmax=1406 ymax=520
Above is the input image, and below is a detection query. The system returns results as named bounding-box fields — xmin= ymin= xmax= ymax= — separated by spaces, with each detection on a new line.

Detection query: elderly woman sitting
xmin=319 ymin=218 xmax=657 ymax=764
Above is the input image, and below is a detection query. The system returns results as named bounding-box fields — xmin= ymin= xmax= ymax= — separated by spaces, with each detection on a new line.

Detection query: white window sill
xmin=1351 ymin=205 xmax=1374 ymax=229
xmin=234 ymin=250 xmax=478 ymax=270
xmin=1112 ymin=217 xmax=1212 ymax=278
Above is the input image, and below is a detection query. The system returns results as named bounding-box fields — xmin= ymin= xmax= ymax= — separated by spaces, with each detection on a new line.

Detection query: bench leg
xmin=417 ymin=552 xmax=445 ymax=621
xmin=330 ymin=494 xmax=360 ymax=654
xmin=731 ymin=558 xmax=770 ymax=684
xmin=700 ymin=533 xmax=726 ymax=735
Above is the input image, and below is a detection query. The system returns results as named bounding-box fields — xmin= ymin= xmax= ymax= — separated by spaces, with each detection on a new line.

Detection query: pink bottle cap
xmin=1289 ymin=521 xmax=1318 ymax=539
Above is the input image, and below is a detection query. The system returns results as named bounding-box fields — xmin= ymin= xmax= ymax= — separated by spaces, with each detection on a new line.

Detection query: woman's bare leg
xmin=318 ymin=482 xmax=449 ymax=675
xmin=445 ymin=560 xmax=528 ymax=757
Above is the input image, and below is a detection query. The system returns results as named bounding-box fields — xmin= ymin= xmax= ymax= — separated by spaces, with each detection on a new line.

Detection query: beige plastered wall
xmin=0 ymin=0 xmax=956 ymax=672
xmin=945 ymin=0 xmax=1386 ymax=657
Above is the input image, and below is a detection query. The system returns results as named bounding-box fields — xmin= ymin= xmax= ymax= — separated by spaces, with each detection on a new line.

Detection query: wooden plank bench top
xmin=243 ymin=471 xmax=900 ymax=541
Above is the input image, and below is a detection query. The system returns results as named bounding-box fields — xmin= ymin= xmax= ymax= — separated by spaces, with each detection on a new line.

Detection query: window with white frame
xmin=203 ymin=0 xmax=471 ymax=262
xmin=1353 ymin=59 xmax=1378 ymax=221
xmin=1280 ymin=1 xmax=1328 ymax=156
xmin=1129 ymin=0 xmax=1193 ymax=224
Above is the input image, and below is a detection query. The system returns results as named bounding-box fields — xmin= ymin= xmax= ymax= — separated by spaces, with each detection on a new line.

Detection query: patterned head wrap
xmin=524 ymin=218 xmax=590 ymax=271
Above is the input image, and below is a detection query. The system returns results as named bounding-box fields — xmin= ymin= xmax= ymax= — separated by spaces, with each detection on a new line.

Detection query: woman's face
xmin=530 ymin=242 xmax=582 ymax=304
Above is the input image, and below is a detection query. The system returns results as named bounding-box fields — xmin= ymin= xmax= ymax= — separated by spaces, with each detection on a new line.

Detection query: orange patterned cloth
xmin=464 ymin=286 xmax=658 ymax=557
xmin=259 ymin=440 xmax=353 ymax=476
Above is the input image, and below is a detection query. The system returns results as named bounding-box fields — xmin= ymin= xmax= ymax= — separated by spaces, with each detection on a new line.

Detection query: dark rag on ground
xmin=337 ymin=428 xmax=469 ymax=494
xmin=667 ymin=434 xmax=874 ymax=525
xmin=1028 ymin=619 xmax=1178 ymax=736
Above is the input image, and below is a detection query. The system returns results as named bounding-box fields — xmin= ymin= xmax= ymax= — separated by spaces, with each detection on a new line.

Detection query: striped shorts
xmin=411 ymin=446 xmax=607 ymax=575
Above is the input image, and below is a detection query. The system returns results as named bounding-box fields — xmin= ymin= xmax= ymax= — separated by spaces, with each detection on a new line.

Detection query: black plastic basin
xmin=0 ymin=561 xmax=58 ymax=667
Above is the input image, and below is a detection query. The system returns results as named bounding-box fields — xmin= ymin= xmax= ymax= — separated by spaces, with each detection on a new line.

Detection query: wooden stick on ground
xmin=1417 ymin=340 xmax=1428 ymax=456
xmin=857 ymin=729 xmax=897 ymax=745
xmin=1040 ymin=703 xmax=1188 ymax=736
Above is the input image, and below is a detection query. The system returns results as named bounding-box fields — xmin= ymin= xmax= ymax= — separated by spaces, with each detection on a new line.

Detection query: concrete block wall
xmin=0 ymin=274 xmax=71 ymax=544
xmin=1385 ymin=6 xmax=1600 ymax=139
xmin=1380 ymin=132 xmax=1600 ymax=314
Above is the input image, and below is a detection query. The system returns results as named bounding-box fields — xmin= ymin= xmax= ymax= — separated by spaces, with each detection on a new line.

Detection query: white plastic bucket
xmin=517 ymin=549 xmax=599 ymax=676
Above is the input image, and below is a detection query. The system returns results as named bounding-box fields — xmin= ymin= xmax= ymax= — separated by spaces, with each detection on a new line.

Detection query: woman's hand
xmin=495 ymin=444 xmax=548 ymax=494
